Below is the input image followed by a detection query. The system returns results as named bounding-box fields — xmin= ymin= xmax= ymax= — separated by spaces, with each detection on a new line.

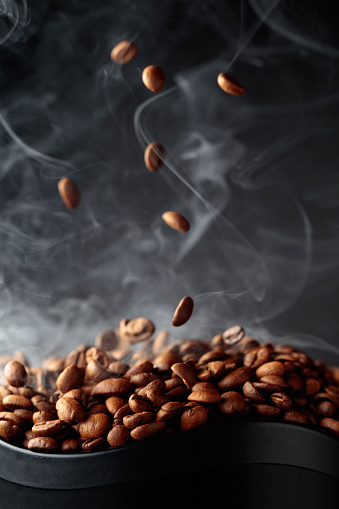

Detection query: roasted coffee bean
xmin=197 ymin=348 xmax=226 ymax=365
xmin=130 ymin=372 xmax=159 ymax=387
xmin=179 ymin=340 xmax=211 ymax=357
xmin=85 ymin=347 xmax=111 ymax=368
xmin=152 ymin=330 xmax=169 ymax=356
xmin=320 ymin=417 xmax=339 ymax=435
xmin=108 ymin=361 xmax=129 ymax=377
xmin=145 ymin=388 xmax=169 ymax=408
xmin=165 ymin=378 xmax=185 ymax=391
xmin=317 ymin=401 xmax=336 ymax=417
xmin=222 ymin=325 xmax=245 ymax=346
xmin=85 ymin=360 xmax=110 ymax=383
xmin=64 ymin=346 xmax=88 ymax=369
xmin=188 ymin=389 xmax=221 ymax=404
xmin=153 ymin=352 xmax=181 ymax=372
xmin=304 ymin=378 xmax=321 ymax=396
xmin=79 ymin=413 xmax=111 ymax=439
xmin=252 ymin=404 xmax=281 ymax=418
xmin=217 ymin=72 xmax=246 ymax=95
xmin=244 ymin=346 xmax=271 ymax=369
xmin=2 ymin=394 xmax=32 ymax=411
xmin=82 ymin=437 xmax=106 ymax=451
xmin=256 ymin=361 xmax=286 ymax=378
xmin=285 ymin=373 xmax=303 ymax=392
xmin=138 ymin=379 xmax=167 ymax=397
xmin=172 ymin=296 xmax=194 ymax=327
xmin=0 ymin=421 xmax=23 ymax=443
xmin=123 ymin=411 xmax=154 ymax=429
xmin=32 ymin=410 xmax=54 ymax=424
xmin=219 ymin=391 xmax=245 ymax=414
xmin=4 ymin=361 xmax=27 ymax=388
xmin=191 ymin=382 xmax=217 ymax=392
xmin=56 ymin=365 xmax=84 ymax=394
xmin=180 ymin=405 xmax=208 ymax=430
xmin=128 ymin=394 xmax=153 ymax=413
xmin=171 ymin=362 xmax=196 ymax=389
xmin=107 ymin=425 xmax=130 ymax=447
xmin=142 ymin=65 xmax=165 ymax=92
xmin=95 ymin=329 xmax=119 ymax=351
xmin=32 ymin=420 xmax=64 ymax=437
xmin=61 ymin=438 xmax=82 ymax=453
xmin=144 ymin=142 xmax=165 ymax=172
xmin=14 ymin=408 xmax=34 ymax=424
xmin=242 ymin=381 xmax=265 ymax=403
xmin=58 ymin=177 xmax=80 ymax=209
xmin=56 ymin=397 xmax=86 ymax=423
xmin=130 ymin=421 xmax=166 ymax=440
xmin=166 ymin=386 xmax=187 ymax=400
xmin=28 ymin=436 xmax=59 ymax=452
xmin=259 ymin=375 xmax=288 ymax=389
xmin=105 ymin=396 xmax=126 ymax=416
xmin=283 ymin=410 xmax=308 ymax=424
xmin=269 ymin=392 xmax=292 ymax=411
xmin=124 ymin=360 xmax=153 ymax=378
xmin=91 ymin=378 xmax=133 ymax=397
xmin=162 ymin=211 xmax=190 ymax=233
xmin=218 ymin=367 xmax=253 ymax=391
xmin=156 ymin=401 xmax=184 ymax=422
xmin=121 ymin=318 xmax=155 ymax=343
xmin=0 ymin=411 xmax=25 ymax=427
xmin=110 ymin=40 xmax=138 ymax=64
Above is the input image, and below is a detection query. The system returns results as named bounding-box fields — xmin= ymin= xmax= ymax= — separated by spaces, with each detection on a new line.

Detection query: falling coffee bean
xmin=162 ymin=211 xmax=190 ymax=232
xmin=172 ymin=296 xmax=194 ymax=327
xmin=110 ymin=40 xmax=138 ymax=64
xmin=144 ymin=142 xmax=165 ymax=172
xmin=58 ymin=177 xmax=80 ymax=210
xmin=142 ymin=65 xmax=165 ymax=92
xmin=217 ymin=72 xmax=246 ymax=95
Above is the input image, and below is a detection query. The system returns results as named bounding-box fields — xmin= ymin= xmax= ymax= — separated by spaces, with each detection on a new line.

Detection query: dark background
xmin=1 ymin=0 xmax=339 ymax=364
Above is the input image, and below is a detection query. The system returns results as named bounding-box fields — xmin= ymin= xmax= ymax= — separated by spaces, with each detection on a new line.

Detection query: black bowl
xmin=1 ymin=420 xmax=339 ymax=508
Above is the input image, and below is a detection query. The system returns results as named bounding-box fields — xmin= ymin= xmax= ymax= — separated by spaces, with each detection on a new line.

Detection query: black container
xmin=1 ymin=420 xmax=339 ymax=508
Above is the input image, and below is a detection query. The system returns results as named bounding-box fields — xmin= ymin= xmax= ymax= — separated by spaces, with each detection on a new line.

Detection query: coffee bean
xmin=285 ymin=373 xmax=303 ymax=392
xmin=129 ymin=394 xmax=153 ymax=413
xmin=95 ymin=329 xmax=119 ymax=351
xmin=61 ymin=438 xmax=82 ymax=453
xmin=56 ymin=365 xmax=84 ymax=394
xmin=32 ymin=419 xmax=64 ymax=437
xmin=56 ymin=397 xmax=86 ymax=423
xmin=4 ymin=361 xmax=27 ymax=388
xmin=305 ymin=378 xmax=321 ymax=396
xmin=219 ymin=391 xmax=245 ymax=414
xmin=218 ymin=367 xmax=253 ymax=391
xmin=110 ymin=40 xmax=138 ymax=64
xmin=14 ymin=408 xmax=34 ymax=424
xmin=82 ymin=437 xmax=106 ymax=451
xmin=156 ymin=401 xmax=184 ymax=422
xmin=0 ymin=411 xmax=25 ymax=427
xmin=162 ymin=211 xmax=190 ymax=233
xmin=259 ymin=375 xmax=289 ymax=388
xmin=144 ymin=142 xmax=165 ymax=172
xmin=142 ymin=65 xmax=165 ymax=92
xmin=33 ymin=410 xmax=54 ymax=424
xmin=320 ymin=417 xmax=339 ymax=435
xmin=130 ymin=421 xmax=166 ymax=439
xmin=153 ymin=352 xmax=181 ymax=372
xmin=269 ymin=392 xmax=292 ymax=411
xmin=0 ymin=420 xmax=23 ymax=443
xmin=222 ymin=325 xmax=245 ymax=346
xmin=180 ymin=405 xmax=208 ymax=430
xmin=252 ymin=404 xmax=281 ymax=418
xmin=79 ymin=413 xmax=111 ymax=439
xmin=242 ymin=381 xmax=265 ymax=403
xmin=244 ymin=346 xmax=271 ymax=369
xmin=2 ymin=394 xmax=32 ymax=411
xmin=317 ymin=401 xmax=336 ymax=417
xmin=58 ymin=177 xmax=80 ymax=209
xmin=121 ymin=317 xmax=155 ymax=343
xmin=91 ymin=378 xmax=134 ymax=397
xmin=146 ymin=388 xmax=169 ymax=408
xmin=256 ymin=361 xmax=286 ymax=378
xmin=172 ymin=296 xmax=194 ymax=327
xmin=171 ymin=362 xmax=196 ymax=389
xmin=85 ymin=360 xmax=110 ymax=383
xmin=105 ymin=396 xmax=126 ymax=416
xmin=107 ymin=425 xmax=130 ymax=447
xmin=123 ymin=412 xmax=154 ymax=429
xmin=108 ymin=361 xmax=130 ymax=377
xmin=217 ymin=72 xmax=246 ymax=95
xmin=283 ymin=410 xmax=308 ymax=424
xmin=188 ymin=389 xmax=221 ymax=404
xmin=28 ymin=436 xmax=59 ymax=452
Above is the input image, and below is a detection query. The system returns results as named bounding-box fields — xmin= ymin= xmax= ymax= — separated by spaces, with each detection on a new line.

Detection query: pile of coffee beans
xmin=0 ymin=323 xmax=339 ymax=453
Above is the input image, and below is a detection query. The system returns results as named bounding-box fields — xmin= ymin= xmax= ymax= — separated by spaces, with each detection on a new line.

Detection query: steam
xmin=1 ymin=1 xmax=339 ymax=364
